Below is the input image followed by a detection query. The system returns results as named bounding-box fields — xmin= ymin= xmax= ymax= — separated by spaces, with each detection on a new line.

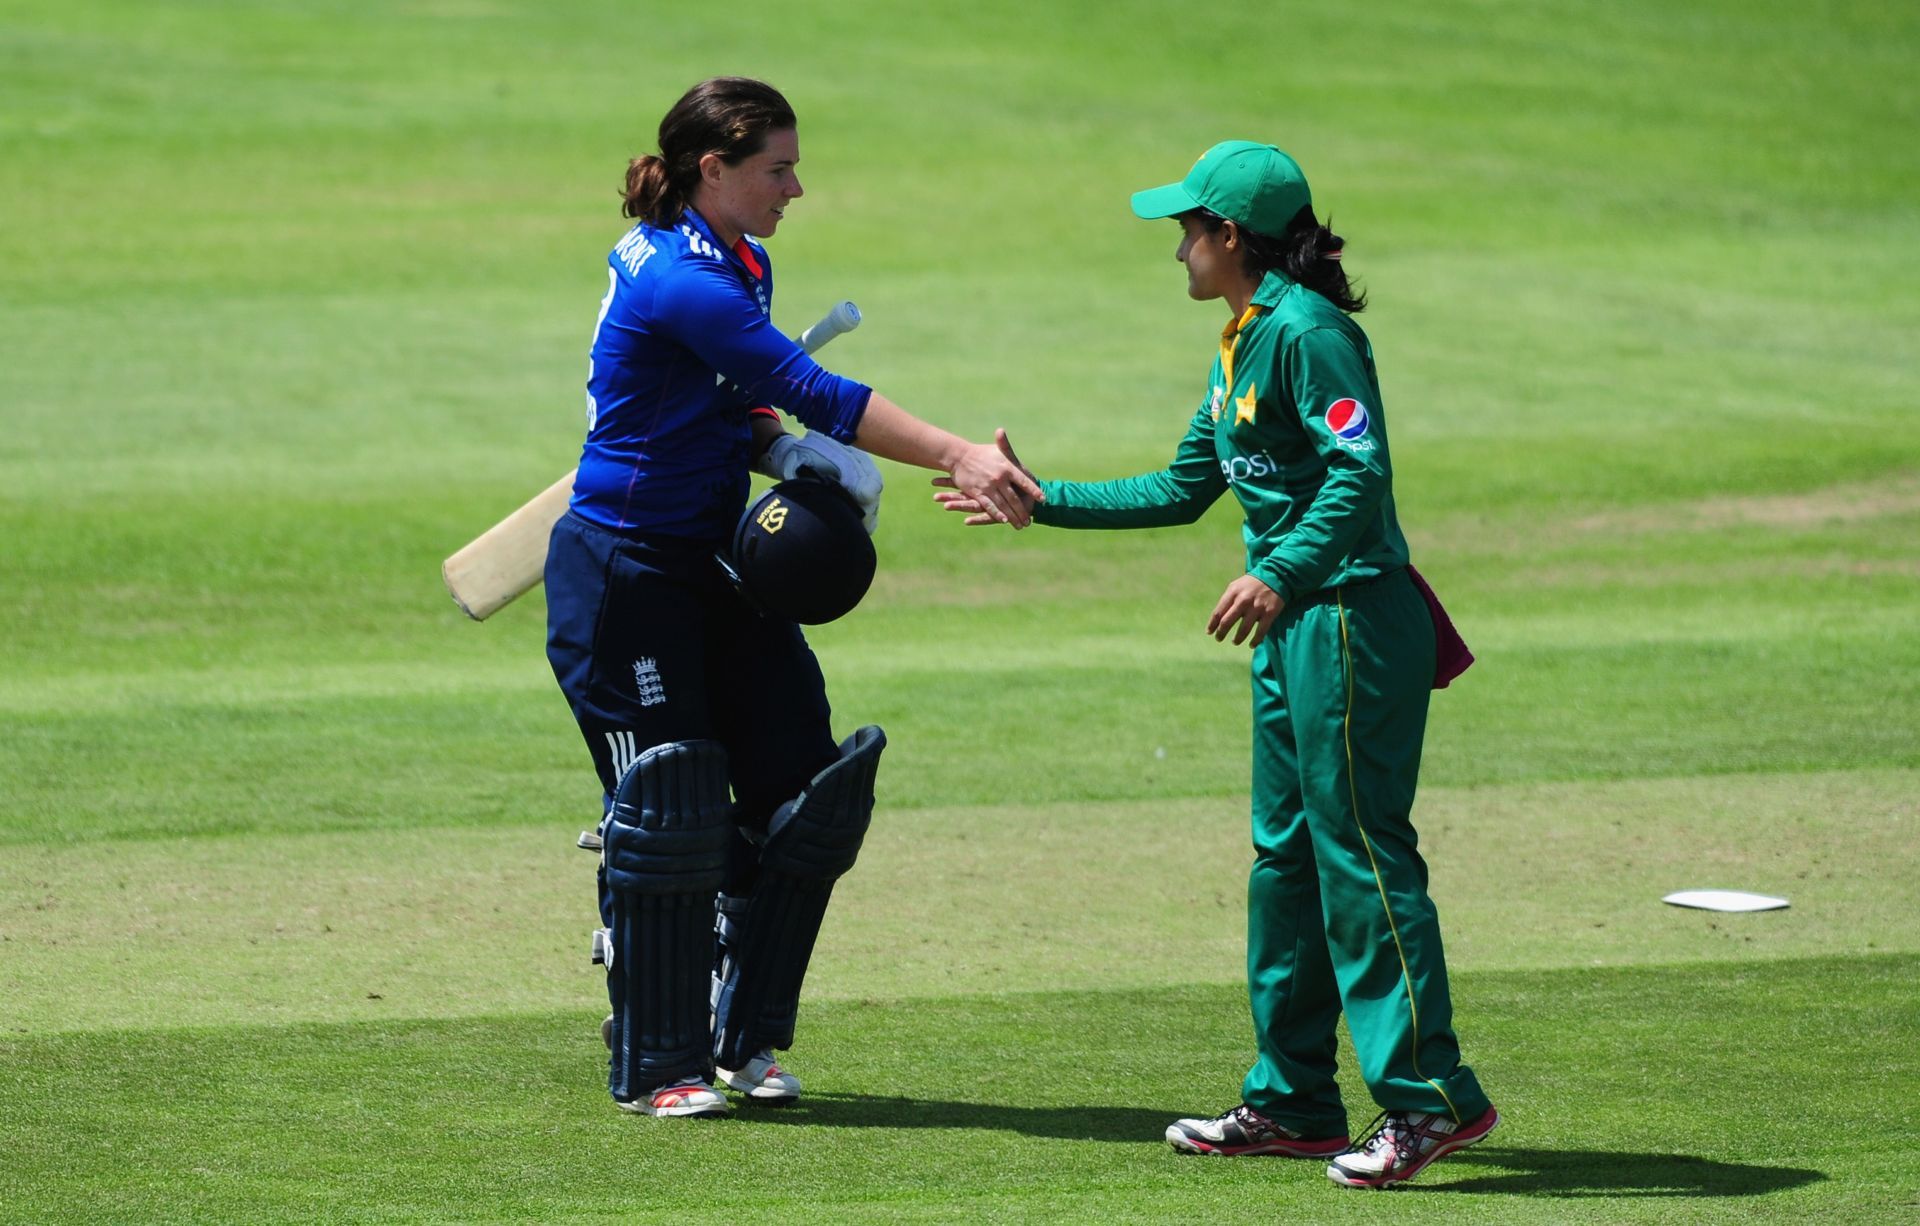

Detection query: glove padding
xmin=757 ymin=432 xmax=883 ymax=534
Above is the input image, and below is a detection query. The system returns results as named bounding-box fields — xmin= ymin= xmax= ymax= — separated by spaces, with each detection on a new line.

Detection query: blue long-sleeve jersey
xmin=571 ymin=208 xmax=873 ymax=538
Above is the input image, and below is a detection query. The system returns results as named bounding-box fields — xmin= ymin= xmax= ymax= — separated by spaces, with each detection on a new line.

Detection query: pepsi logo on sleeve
xmin=1325 ymin=398 xmax=1370 ymax=441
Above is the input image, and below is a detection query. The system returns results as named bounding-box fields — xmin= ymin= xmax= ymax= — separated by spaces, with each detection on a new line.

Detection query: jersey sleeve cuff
xmin=1250 ymin=559 xmax=1297 ymax=605
xmin=1030 ymin=480 xmax=1067 ymax=525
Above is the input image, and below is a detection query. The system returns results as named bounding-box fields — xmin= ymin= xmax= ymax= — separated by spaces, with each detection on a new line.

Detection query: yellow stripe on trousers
xmin=1336 ymin=592 xmax=1461 ymax=1123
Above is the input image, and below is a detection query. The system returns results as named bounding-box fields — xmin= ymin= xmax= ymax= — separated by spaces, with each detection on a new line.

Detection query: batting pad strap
xmin=709 ymin=893 xmax=750 ymax=1016
xmin=603 ymin=739 xmax=733 ymax=895
xmin=713 ymin=890 xmax=829 ymax=1066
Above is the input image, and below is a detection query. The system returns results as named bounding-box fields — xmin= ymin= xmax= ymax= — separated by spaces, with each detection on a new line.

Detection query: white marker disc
xmin=1662 ymin=890 xmax=1790 ymax=913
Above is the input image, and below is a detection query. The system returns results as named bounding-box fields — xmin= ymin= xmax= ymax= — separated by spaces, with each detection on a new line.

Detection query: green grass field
xmin=3 ymin=0 xmax=1917 ymax=1220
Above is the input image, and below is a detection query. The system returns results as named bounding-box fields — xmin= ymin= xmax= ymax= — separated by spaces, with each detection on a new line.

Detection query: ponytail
xmin=1273 ymin=209 xmax=1365 ymax=314
xmin=622 ymin=154 xmax=681 ymax=224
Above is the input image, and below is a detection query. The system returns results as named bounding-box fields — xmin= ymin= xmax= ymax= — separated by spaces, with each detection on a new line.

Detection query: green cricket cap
xmin=1130 ymin=140 xmax=1311 ymax=237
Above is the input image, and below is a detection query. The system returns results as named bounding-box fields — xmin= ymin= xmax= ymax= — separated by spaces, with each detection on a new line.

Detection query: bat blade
xmin=443 ymin=301 xmax=861 ymax=621
xmin=441 ymin=471 xmax=575 ymax=620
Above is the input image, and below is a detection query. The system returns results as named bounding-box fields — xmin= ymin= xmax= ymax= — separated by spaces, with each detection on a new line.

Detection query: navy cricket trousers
xmin=544 ymin=511 xmax=839 ymax=839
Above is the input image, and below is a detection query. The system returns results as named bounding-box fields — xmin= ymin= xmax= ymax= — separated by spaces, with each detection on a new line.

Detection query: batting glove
xmin=758 ymin=432 xmax=884 ymax=534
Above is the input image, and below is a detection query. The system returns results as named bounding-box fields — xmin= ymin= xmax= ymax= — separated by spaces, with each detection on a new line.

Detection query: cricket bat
xmin=442 ymin=300 xmax=863 ymax=621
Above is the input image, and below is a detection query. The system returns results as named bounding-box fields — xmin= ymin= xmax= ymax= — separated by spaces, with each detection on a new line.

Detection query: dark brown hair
xmin=622 ymin=77 xmax=797 ymax=226
xmin=1194 ymin=206 xmax=1366 ymax=314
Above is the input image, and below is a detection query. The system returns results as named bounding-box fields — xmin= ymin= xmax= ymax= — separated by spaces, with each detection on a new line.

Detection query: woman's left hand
xmin=1208 ymin=575 xmax=1285 ymax=648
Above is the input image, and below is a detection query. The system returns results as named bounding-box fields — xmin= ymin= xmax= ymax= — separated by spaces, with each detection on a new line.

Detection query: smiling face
xmin=1175 ymin=213 xmax=1244 ymax=304
xmin=693 ymin=127 xmax=803 ymax=247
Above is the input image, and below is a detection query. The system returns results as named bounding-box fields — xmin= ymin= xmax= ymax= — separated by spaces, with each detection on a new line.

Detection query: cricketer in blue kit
xmin=545 ymin=76 xmax=1040 ymax=1119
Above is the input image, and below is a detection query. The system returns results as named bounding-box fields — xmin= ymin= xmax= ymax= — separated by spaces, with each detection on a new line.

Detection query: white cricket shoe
xmin=717 ymin=1050 xmax=802 ymax=1103
xmin=1326 ymin=1105 xmax=1498 ymax=1188
xmin=616 ymin=1078 xmax=730 ymax=1118
xmin=1165 ymin=1103 xmax=1349 ymax=1158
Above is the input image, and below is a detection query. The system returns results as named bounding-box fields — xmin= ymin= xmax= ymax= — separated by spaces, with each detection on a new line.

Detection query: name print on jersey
xmin=614 ymin=227 xmax=657 ymax=275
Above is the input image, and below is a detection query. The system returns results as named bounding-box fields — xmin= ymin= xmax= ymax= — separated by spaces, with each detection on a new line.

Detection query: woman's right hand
xmin=933 ymin=429 xmax=1041 ymax=527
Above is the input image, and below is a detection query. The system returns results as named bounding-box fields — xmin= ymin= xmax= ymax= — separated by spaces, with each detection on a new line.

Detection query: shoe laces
xmin=1349 ymin=1110 xmax=1432 ymax=1165
xmin=1229 ymin=1104 xmax=1281 ymax=1138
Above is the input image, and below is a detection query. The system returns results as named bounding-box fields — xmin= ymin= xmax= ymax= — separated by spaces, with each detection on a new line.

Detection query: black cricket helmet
xmin=724 ymin=477 xmax=876 ymax=624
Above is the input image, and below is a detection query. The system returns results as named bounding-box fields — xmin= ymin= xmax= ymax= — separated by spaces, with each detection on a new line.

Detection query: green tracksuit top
xmin=1033 ymin=270 xmax=1407 ymax=600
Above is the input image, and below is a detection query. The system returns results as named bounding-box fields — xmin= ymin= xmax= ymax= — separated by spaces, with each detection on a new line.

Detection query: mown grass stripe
xmin=0 ymin=958 xmax=1911 ymax=1223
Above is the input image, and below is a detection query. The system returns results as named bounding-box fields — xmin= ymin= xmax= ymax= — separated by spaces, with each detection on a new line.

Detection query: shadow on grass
xmin=748 ymin=1099 xmax=1826 ymax=1199
xmin=741 ymin=1091 xmax=1168 ymax=1142
xmin=1423 ymin=1147 xmax=1825 ymax=1198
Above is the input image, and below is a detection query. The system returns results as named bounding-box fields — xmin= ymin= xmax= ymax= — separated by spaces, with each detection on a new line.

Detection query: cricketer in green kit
xmin=937 ymin=141 xmax=1498 ymax=1190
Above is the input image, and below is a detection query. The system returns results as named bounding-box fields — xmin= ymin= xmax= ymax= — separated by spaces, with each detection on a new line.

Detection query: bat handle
xmin=798 ymin=300 xmax=861 ymax=353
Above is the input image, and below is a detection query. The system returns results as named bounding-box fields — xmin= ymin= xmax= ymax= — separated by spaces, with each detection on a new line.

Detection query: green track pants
xmin=1240 ymin=568 xmax=1489 ymax=1135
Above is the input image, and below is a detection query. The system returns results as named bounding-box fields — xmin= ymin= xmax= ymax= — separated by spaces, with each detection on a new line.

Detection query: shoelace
xmin=1231 ymin=1104 xmax=1278 ymax=1138
xmin=1348 ymin=1111 xmax=1435 ymax=1165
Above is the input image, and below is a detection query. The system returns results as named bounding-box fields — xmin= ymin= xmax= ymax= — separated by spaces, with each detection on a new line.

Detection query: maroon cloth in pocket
xmin=1406 ymin=565 xmax=1474 ymax=690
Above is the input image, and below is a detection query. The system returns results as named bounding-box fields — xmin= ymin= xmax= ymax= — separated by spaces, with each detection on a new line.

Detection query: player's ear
xmin=698 ymin=151 xmax=726 ymax=186
xmin=1220 ymin=220 xmax=1241 ymax=251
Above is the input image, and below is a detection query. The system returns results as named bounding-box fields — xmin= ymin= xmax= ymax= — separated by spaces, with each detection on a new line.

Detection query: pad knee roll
xmin=760 ymin=724 xmax=886 ymax=877
xmin=603 ymin=739 xmax=734 ymax=895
